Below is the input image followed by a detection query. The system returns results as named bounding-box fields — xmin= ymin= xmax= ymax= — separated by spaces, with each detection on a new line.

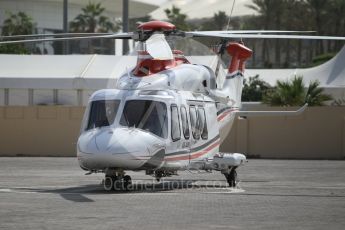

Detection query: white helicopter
xmin=1 ymin=20 xmax=344 ymax=191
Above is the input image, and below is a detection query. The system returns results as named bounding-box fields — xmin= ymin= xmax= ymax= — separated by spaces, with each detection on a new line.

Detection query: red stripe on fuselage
xmin=217 ymin=111 xmax=231 ymax=121
xmin=165 ymin=140 xmax=220 ymax=162
xmin=217 ymin=108 xmax=237 ymax=122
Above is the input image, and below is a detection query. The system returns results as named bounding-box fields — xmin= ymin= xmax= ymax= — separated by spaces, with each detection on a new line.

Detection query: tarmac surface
xmin=0 ymin=158 xmax=345 ymax=230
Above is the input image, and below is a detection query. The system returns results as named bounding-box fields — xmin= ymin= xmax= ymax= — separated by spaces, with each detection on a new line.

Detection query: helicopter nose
xmin=77 ymin=127 xmax=165 ymax=170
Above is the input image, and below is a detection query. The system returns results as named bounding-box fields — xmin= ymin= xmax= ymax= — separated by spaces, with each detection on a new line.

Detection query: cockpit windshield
xmin=120 ymin=100 xmax=168 ymax=138
xmin=86 ymin=100 xmax=120 ymax=130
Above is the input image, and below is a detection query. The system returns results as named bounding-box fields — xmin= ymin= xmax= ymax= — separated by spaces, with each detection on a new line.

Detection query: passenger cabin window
xmin=171 ymin=105 xmax=181 ymax=141
xmin=86 ymin=99 xmax=120 ymax=130
xmin=120 ymin=100 xmax=168 ymax=138
xmin=180 ymin=106 xmax=190 ymax=139
xmin=198 ymin=107 xmax=208 ymax=140
xmin=189 ymin=106 xmax=200 ymax=140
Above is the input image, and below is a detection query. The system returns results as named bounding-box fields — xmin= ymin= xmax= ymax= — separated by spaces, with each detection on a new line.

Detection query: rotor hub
xmin=136 ymin=21 xmax=177 ymax=41
xmin=137 ymin=21 xmax=176 ymax=32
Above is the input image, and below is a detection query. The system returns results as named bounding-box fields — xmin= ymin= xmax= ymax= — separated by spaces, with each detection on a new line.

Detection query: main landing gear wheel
xmin=123 ymin=175 xmax=132 ymax=190
xmin=224 ymin=169 xmax=237 ymax=187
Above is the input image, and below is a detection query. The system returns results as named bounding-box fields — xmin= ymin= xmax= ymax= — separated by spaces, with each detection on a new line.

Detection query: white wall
xmin=0 ymin=89 xmax=4 ymax=106
xmin=57 ymin=90 xmax=78 ymax=105
xmin=33 ymin=89 xmax=54 ymax=105
xmin=82 ymin=90 xmax=95 ymax=105
xmin=0 ymin=88 xmax=97 ymax=106
xmin=8 ymin=89 xmax=27 ymax=106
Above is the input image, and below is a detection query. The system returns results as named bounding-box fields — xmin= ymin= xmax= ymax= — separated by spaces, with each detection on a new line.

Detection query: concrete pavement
xmin=0 ymin=158 xmax=345 ymax=230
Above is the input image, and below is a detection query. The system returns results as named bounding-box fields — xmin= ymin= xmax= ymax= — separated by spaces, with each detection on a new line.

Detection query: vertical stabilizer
xmin=223 ymin=42 xmax=252 ymax=108
xmin=209 ymin=42 xmax=252 ymax=107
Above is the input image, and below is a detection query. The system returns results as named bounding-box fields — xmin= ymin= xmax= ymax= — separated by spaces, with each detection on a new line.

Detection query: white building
xmin=0 ymin=0 xmax=157 ymax=31
xmin=0 ymin=0 xmax=157 ymax=54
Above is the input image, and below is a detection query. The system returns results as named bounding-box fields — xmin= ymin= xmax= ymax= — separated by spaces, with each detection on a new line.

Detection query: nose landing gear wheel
xmin=103 ymin=175 xmax=132 ymax=191
xmin=104 ymin=176 xmax=117 ymax=191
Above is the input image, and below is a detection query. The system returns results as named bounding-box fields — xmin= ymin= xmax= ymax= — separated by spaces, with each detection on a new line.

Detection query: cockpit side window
xmin=86 ymin=99 xmax=120 ymax=131
xmin=120 ymin=100 xmax=168 ymax=138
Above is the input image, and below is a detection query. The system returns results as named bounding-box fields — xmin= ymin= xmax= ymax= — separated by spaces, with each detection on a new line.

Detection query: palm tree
xmin=305 ymin=0 xmax=328 ymax=54
xmin=242 ymin=75 xmax=271 ymax=102
xmin=69 ymin=3 xmax=119 ymax=54
xmin=247 ymin=0 xmax=273 ymax=67
xmin=305 ymin=80 xmax=333 ymax=106
xmin=263 ymin=76 xmax=332 ymax=106
xmin=70 ymin=3 xmax=118 ymax=33
xmin=0 ymin=11 xmax=35 ymax=54
xmin=1 ymin=11 xmax=34 ymax=35
xmin=329 ymin=0 xmax=345 ymax=51
xmin=201 ymin=11 xmax=229 ymax=31
xmin=213 ymin=11 xmax=229 ymax=30
xmin=243 ymin=0 xmax=344 ymax=68
xmin=247 ymin=0 xmax=287 ymax=67
xmin=164 ymin=5 xmax=190 ymax=31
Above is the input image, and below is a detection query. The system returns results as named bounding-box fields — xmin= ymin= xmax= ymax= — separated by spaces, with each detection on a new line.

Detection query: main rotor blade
xmin=1 ymin=33 xmax=111 ymax=40
xmin=188 ymin=32 xmax=345 ymax=40
xmin=188 ymin=30 xmax=315 ymax=35
xmin=146 ymin=33 xmax=173 ymax=60
xmin=0 ymin=32 xmax=133 ymax=45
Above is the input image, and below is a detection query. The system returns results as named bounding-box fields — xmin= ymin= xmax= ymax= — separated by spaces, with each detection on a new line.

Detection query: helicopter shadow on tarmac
xmin=16 ymin=179 xmax=232 ymax=203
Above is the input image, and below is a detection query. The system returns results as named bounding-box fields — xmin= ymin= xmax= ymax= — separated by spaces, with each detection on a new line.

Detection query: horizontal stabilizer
xmin=236 ymin=104 xmax=308 ymax=117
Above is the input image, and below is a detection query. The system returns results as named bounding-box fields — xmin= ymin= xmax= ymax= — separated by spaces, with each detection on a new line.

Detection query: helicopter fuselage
xmin=77 ymin=63 xmax=239 ymax=173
